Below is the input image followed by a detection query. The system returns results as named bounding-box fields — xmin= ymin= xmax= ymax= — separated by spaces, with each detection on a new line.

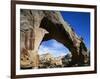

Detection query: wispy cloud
xmin=38 ymin=39 xmax=69 ymax=57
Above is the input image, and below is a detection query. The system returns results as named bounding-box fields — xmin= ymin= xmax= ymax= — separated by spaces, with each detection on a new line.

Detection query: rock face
xmin=20 ymin=26 xmax=48 ymax=68
xmin=20 ymin=48 xmax=32 ymax=68
xmin=20 ymin=9 xmax=89 ymax=68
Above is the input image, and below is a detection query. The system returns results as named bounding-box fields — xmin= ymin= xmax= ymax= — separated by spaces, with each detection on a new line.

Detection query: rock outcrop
xmin=39 ymin=53 xmax=63 ymax=68
xmin=20 ymin=9 xmax=89 ymax=68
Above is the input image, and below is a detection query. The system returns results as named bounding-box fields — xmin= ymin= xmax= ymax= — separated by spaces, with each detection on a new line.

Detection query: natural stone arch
xmin=40 ymin=17 xmax=88 ymax=66
xmin=20 ymin=9 xmax=89 ymax=68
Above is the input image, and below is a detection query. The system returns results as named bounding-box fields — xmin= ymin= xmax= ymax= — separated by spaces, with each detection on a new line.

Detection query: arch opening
xmin=38 ymin=39 xmax=72 ymax=68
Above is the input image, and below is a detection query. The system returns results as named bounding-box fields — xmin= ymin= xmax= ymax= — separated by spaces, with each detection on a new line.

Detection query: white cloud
xmin=38 ymin=39 xmax=69 ymax=57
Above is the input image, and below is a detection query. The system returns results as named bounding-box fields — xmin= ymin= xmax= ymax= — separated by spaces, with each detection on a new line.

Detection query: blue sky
xmin=61 ymin=11 xmax=90 ymax=49
xmin=38 ymin=11 xmax=90 ymax=57
xmin=38 ymin=39 xmax=69 ymax=57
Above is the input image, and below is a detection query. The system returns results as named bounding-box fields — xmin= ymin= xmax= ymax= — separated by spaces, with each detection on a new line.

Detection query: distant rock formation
xmin=62 ymin=53 xmax=72 ymax=67
xmin=39 ymin=53 xmax=63 ymax=68
xmin=20 ymin=9 xmax=89 ymax=69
